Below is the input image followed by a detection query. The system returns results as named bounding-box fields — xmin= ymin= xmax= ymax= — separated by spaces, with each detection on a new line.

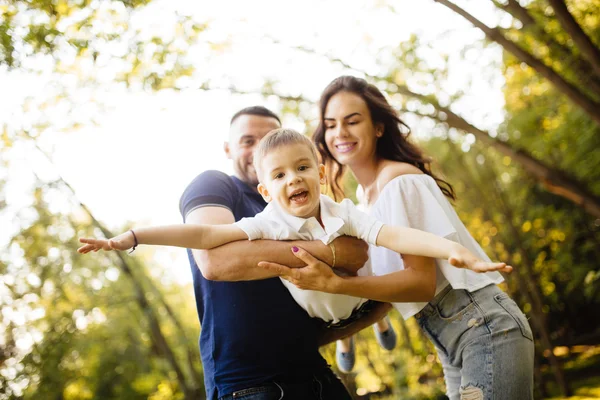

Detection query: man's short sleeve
xmin=339 ymin=198 xmax=384 ymax=245
xmin=179 ymin=171 xmax=239 ymax=222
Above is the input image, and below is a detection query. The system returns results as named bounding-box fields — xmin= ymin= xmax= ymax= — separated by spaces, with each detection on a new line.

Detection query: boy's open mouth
xmin=289 ymin=190 xmax=309 ymax=204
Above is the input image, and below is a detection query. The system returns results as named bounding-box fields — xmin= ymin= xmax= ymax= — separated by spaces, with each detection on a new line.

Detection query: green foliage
xmin=320 ymin=315 xmax=446 ymax=399
xmin=0 ymin=178 xmax=203 ymax=399
xmin=281 ymin=0 xmax=600 ymax=395
xmin=0 ymin=0 xmax=202 ymax=92
xmin=0 ymin=0 xmax=153 ymax=66
xmin=1 ymin=0 xmax=599 ymax=398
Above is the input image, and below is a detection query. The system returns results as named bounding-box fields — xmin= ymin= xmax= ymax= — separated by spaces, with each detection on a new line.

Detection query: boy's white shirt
xmin=360 ymin=174 xmax=504 ymax=320
xmin=235 ymin=195 xmax=383 ymax=323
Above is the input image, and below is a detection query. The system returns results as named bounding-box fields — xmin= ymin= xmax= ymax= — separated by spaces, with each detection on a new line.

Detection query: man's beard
xmin=244 ymin=167 xmax=259 ymax=187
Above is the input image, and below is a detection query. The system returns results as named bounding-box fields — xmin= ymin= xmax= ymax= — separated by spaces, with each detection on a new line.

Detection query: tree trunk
xmin=36 ymin=153 xmax=198 ymax=400
xmin=398 ymin=318 xmax=416 ymax=355
xmin=547 ymin=0 xmax=600 ymax=77
xmin=139 ymin=272 xmax=204 ymax=387
xmin=493 ymin=0 xmax=600 ymax=94
xmin=397 ymin=86 xmax=600 ymax=219
xmin=453 ymin=145 xmax=571 ymax=396
xmin=534 ymin=350 xmax=549 ymax=398
xmin=498 ymin=235 xmax=571 ymax=397
xmin=433 ymin=0 xmax=600 ymax=125
xmin=31 ymin=142 xmax=202 ymax=399
xmin=97 ymin=231 xmax=197 ymax=399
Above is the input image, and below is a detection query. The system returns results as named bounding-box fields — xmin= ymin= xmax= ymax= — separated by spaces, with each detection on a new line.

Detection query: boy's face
xmin=257 ymin=143 xmax=325 ymax=219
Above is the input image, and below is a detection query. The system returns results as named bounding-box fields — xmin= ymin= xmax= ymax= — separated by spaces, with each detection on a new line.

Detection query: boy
xmin=79 ymin=129 xmax=511 ymax=324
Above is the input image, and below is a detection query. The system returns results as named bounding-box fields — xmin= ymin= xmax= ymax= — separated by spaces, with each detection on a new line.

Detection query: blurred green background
xmin=1 ymin=0 xmax=599 ymax=398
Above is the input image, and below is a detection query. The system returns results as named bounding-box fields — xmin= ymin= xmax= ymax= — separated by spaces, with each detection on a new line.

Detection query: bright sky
xmin=0 ymin=0 xmax=506 ymax=284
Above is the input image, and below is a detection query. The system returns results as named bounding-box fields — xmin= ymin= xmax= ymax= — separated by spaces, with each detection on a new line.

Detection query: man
xmin=179 ymin=106 xmax=390 ymax=399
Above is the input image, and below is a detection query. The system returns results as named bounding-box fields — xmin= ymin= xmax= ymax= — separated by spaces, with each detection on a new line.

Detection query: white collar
xmin=267 ymin=195 xmax=345 ymax=234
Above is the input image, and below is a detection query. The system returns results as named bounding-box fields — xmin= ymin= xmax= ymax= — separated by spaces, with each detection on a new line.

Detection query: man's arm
xmin=187 ymin=207 xmax=369 ymax=281
xmin=328 ymin=236 xmax=369 ymax=275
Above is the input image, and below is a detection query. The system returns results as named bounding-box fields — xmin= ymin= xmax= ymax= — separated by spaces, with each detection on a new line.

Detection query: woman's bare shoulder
xmin=377 ymin=161 xmax=423 ymax=189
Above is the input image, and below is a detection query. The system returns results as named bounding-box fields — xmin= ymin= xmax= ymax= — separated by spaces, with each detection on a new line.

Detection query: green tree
xmin=0 ymin=174 xmax=205 ymax=399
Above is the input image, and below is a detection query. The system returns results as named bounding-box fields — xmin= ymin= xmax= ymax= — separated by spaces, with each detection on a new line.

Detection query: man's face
xmin=257 ymin=143 xmax=325 ymax=219
xmin=225 ymin=114 xmax=281 ymax=186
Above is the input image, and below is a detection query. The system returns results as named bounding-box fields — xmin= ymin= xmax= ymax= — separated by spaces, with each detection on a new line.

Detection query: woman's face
xmin=323 ymin=91 xmax=381 ymax=167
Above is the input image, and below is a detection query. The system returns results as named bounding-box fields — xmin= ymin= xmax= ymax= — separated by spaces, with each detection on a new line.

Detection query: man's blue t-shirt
xmin=179 ymin=171 xmax=327 ymax=399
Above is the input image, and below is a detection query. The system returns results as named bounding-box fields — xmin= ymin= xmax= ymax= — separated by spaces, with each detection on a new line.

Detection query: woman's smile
xmin=334 ymin=142 xmax=357 ymax=153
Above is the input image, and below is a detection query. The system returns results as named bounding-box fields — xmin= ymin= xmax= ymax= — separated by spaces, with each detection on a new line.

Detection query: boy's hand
xmin=448 ymin=246 xmax=513 ymax=273
xmin=78 ymin=237 xmax=112 ymax=254
xmin=78 ymin=231 xmax=136 ymax=254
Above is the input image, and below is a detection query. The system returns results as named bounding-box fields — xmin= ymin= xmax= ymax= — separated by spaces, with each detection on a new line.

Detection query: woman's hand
xmin=258 ymin=246 xmax=342 ymax=293
xmin=449 ymin=246 xmax=513 ymax=273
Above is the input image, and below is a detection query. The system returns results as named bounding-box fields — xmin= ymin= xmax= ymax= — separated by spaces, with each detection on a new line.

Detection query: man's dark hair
xmin=230 ymin=106 xmax=281 ymax=125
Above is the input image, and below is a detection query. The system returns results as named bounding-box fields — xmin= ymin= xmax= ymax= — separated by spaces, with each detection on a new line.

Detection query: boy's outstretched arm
xmin=78 ymin=224 xmax=248 ymax=253
xmin=376 ymin=224 xmax=513 ymax=273
xmin=187 ymin=206 xmax=369 ymax=281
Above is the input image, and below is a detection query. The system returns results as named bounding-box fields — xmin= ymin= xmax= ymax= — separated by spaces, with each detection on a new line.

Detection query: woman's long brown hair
xmin=312 ymin=75 xmax=455 ymax=202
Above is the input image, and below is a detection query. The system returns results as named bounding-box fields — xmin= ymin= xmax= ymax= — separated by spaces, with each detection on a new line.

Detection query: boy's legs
xmin=336 ymin=315 xmax=396 ymax=373
xmin=337 ymin=337 xmax=353 ymax=352
xmin=374 ymin=318 xmax=389 ymax=332
xmin=336 ymin=337 xmax=355 ymax=373
xmin=373 ymin=316 xmax=397 ymax=350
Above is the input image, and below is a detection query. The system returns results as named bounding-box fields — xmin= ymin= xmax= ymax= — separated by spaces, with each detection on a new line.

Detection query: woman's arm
xmin=332 ymin=254 xmax=437 ymax=302
xmin=258 ymin=247 xmax=438 ymax=303
xmin=317 ymin=255 xmax=436 ymax=345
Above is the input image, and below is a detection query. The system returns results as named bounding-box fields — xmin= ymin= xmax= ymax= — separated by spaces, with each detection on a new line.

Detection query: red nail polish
xmin=292 ymin=246 xmax=299 ymax=252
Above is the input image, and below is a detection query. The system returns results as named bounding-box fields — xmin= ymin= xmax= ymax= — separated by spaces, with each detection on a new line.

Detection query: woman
xmin=262 ymin=76 xmax=534 ymax=399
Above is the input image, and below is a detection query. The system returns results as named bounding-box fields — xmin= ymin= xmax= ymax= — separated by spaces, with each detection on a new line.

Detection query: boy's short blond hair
xmin=254 ymin=128 xmax=320 ymax=182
